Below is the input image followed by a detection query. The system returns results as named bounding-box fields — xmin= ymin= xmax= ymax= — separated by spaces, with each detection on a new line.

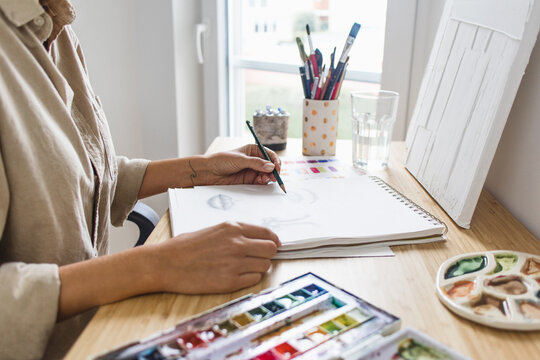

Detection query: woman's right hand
xmin=148 ymin=221 xmax=281 ymax=294
xmin=57 ymin=221 xmax=279 ymax=320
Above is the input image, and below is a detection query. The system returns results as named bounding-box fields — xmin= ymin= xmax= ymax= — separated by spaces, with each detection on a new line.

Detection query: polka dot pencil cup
xmin=302 ymin=99 xmax=339 ymax=155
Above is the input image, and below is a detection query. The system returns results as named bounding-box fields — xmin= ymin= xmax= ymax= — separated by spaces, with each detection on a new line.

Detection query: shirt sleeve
xmin=0 ymin=156 xmax=61 ymax=359
xmin=110 ymin=155 xmax=149 ymax=227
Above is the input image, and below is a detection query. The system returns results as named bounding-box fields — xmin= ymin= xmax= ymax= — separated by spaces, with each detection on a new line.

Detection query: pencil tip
xmin=280 ymin=184 xmax=287 ymax=193
xmin=306 ymin=24 xmax=310 ymax=34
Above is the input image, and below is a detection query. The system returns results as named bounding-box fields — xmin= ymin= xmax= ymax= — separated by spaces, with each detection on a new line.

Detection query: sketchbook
xmin=168 ymin=176 xmax=446 ymax=259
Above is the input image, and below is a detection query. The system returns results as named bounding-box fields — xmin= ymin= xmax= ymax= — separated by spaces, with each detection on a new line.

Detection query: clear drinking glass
xmin=351 ymin=90 xmax=399 ymax=170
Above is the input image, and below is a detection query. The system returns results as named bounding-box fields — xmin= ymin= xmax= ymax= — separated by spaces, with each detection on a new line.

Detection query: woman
xmin=0 ymin=1 xmax=281 ymax=358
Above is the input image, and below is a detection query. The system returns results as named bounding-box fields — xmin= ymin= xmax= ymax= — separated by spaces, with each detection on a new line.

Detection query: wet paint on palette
xmin=471 ymin=293 xmax=509 ymax=318
xmin=521 ymin=257 xmax=540 ymax=275
xmin=437 ymin=251 xmax=540 ymax=331
xmin=486 ymin=275 xmax=527 ymax=295
xmin=518 ymin=300 xmax=540 ymax=320
xmin=491 ymin=253 xmax=518 ymax=274
xmin=444 ymin=256 xmax=487 ymax=279
xmin=446 ymin=280 xmax=475 ymax=299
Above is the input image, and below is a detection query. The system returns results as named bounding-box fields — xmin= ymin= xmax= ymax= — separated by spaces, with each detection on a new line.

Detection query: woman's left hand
xmin=202 ymin=144 xmax=282 ymax=185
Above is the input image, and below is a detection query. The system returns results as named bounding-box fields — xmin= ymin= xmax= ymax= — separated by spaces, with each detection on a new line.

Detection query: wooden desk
xmin=66 ymin=138 xmax=540 ymax=359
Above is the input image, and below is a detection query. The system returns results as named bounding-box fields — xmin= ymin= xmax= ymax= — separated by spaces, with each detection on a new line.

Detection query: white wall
xmin=485 ymin=42 xmax=540 ymax=239
xmin=71 ymin=0 xmax=204 ymax=251
xmin=407 ymin=0 xmax=540 ymax=240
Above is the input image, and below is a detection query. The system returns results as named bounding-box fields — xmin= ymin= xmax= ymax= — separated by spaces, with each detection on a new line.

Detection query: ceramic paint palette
xmin=357 ymin=328 xmax=469 ymax=360
xmin=436 ymin=250 xmax=540 ymax=330
xmin=95 ymin=273 xmax=401 ymax=360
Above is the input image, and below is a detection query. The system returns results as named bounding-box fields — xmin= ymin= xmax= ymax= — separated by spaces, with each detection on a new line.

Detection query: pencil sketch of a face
xmin=261 ymin=214 xmax=314 ymax=231
xmin=207 ymin=194 xmax=234 ymax=210
xmin=286 ymin=188 xmax=318 ymax=205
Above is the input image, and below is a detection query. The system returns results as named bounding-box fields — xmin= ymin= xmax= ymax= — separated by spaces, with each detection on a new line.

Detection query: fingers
xmin=240 ymin=257 xmax=272 ymax=273
xmin=264 ymin=147 xmax=282 ymax=174
xmin=236 ymin=222 xmax=281 ymax=247
xmin=234 ymin=273 xmax=263 ymax=290
xmin=242 ymin=239 xmax=279 ymax=258
xmin=244 ymin=156 xmax=275 ymax=174
xmin=241 ymin=144 xmax=282 ymax=174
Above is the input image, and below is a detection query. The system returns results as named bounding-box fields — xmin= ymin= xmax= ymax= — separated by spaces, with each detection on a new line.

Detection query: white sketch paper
xmin=168 ymin=177 xmax=446 ymax=257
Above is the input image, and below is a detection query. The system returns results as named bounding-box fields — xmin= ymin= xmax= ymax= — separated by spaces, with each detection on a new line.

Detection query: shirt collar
xmin=0 ymin=0 xmax=75 ymax=45
xmin=0 ymin=0 xmax=45 ymax=26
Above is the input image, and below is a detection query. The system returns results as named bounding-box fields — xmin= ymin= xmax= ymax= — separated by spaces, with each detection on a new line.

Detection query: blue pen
xmin=299 ymin=66 xmax=309 ymax=98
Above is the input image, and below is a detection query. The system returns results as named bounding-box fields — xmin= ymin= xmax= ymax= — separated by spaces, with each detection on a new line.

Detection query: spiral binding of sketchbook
xmin=369 ymin=176 xmax=448 ymax=233
xmin=168 ymin=176 xmax=447 ymax=259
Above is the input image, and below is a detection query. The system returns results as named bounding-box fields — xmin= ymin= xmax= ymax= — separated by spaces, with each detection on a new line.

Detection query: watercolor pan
xmin=353 ymin=327 xmax=470 ymax=360
xmin=436 ymin=250 xmax=540 ymax=330
xmin=94 ymin=273 xmax=402 ymax=360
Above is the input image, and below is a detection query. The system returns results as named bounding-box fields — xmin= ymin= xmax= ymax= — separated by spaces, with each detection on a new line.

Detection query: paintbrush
xmin=330 ymin=46 xmax=336 ymax=72
xmin=332 ymin=58 xmax=349 ymax=99
xmin=323 ymin=23 xmax=361 ymax=100
xmin=295 ymin=37 xmax=308 ymax=63
xmin=306 ymin=24 xmax=319 ymax=77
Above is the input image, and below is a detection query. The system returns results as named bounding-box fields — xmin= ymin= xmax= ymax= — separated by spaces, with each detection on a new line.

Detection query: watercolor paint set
xmin=95 ymin=273 xmax=467 ymax=360
xmin=279 ymin=157 xmax=364 ymax=181
xmin=95 ymin=273 xmax=399 ymax=359
xmin=436 ymin=250 xmax=540 ymax=330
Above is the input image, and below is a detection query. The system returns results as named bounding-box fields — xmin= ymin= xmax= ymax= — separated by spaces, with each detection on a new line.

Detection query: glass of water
xmin=351 ymin=90 xmax=399 ymax=170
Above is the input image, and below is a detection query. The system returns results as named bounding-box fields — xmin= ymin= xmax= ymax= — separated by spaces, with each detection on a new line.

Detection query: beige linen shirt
xmin=0 ymin=1 xmax=149 ymax=358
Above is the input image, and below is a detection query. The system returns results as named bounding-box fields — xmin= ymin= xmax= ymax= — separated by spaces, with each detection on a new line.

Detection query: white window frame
xmin=200 ymin=0 xmax=417 ymax=147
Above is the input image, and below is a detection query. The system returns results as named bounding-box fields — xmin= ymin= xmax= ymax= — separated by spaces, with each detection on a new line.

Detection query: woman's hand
xmin=138 ymin=144 xmax=282 ymax=199
xmin=150 ymin=221 xmax=281 ymax=294
xmin=58 ymin=221 xmax=280 ymax=319
xmin=200 ymin=144 xmax=282 ymax=186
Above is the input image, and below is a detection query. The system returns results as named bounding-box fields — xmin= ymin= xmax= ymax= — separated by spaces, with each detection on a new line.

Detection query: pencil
xmin=246 ymin=121 xmax=287 ymax=193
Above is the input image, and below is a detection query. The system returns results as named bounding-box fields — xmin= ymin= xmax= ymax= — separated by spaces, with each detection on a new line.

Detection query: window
xmin=200 ymin=0 xmax=416 ymax=147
